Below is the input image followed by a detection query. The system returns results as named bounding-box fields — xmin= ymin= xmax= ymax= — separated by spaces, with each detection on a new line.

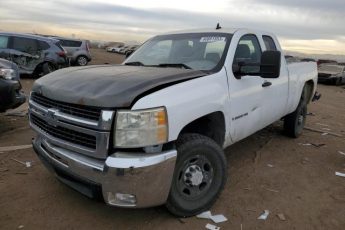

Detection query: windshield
xmin=124 ymin=33 xmax=232 ymax=71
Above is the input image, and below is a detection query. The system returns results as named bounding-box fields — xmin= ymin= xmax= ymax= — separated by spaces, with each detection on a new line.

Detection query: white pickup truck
xmin=29 ymin=28 xmax=318 ymax=217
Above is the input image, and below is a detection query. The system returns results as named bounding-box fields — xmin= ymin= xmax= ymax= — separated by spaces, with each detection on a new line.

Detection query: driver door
xmin=227 ymin=34 xmax=267 ymax=142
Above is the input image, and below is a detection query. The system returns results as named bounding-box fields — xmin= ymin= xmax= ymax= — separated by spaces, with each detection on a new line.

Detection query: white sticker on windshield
xmin=200 ymin=37 xmax=226 ymax=42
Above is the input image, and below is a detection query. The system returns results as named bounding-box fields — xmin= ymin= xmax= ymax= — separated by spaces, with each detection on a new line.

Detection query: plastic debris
xmin=264 ymin=188 xmax=279 ymax=193
xmin=211 ymin=215 xmax=228 ymax=223
xmin=267 ymin=164 xmax=274 ymax=168
xmin=321 ymin=133 xmax=328 ymax=136
xmin=335 ymin=172 xmax=345 ymax=178
xmin=18 ymin=225 xmax=24 ymax=229
xmin=257 ymin=210 xmax=270 ymax=220
xmin=197 ymin=211 xmax=228 ymax=223
xmin=277 ymin=213 xmax=286 ymax=221
xmin=197 ymin=211 xmax=212 ymax=219
xmin=338 ymin=151 xmax=345 ymax=156
xmin=11 ymin=158 xmax=32 ymax=168
xmin=322 ymin=128 xmax=331 ymax=131
xmin=205 ymin=223 xmax=220 ymax=230
xmin=0 ymin=145 xmax=32 ymax=152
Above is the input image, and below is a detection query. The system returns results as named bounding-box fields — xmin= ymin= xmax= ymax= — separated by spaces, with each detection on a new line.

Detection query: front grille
xmin=31 ymin=114 xmax=96 ymax=149
xmin=31 ymin=93 xmax=101 ymax=121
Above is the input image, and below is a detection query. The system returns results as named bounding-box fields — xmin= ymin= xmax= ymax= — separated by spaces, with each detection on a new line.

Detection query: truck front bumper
xmin=32 ymin=135 xmax=177 ymax=208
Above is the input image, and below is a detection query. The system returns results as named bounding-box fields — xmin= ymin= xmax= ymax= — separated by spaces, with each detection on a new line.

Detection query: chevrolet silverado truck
xmin=29 ymin=28 xmax=318 ymax=217
xmin=0 ymin=58 xmax=26 ymax=112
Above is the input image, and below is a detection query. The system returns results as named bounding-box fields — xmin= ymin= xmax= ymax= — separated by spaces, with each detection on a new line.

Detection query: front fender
xmin=131 ymin=68 xmax=231 ymax=142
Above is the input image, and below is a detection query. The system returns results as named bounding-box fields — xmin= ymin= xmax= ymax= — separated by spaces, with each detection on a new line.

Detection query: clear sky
xmin=1 ymin=0 xmax=344 ymax=55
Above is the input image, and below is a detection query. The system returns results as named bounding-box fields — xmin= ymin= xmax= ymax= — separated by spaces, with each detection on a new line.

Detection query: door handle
xmin=262 ymin=81 xmax=272 ymax=87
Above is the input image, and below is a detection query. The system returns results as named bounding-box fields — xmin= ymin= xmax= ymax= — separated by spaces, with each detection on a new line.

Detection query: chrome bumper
xmin=33 ymin=135 xmax=177 ymax=208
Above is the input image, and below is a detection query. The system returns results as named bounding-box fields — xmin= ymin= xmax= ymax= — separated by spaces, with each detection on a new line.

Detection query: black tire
xmin=284 ymin=87 xmax=308 ymax=138
xmin=166 ymin=133 xmax=227 ymax=217
xmin=42 ymin=62 xmax=56 ymax=76
xmin=76 ymin=55 xmax=88 ymax=66
xmin=335 ymin=77 xmax=342 ymax=86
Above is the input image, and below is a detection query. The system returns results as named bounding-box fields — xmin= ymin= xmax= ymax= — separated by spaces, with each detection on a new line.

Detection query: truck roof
xmin=161 ymin=27 xmax=274 ymax=36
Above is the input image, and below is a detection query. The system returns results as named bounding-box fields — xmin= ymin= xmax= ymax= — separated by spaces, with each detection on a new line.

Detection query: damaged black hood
xmin=32 ymin=65 xmax=207 ymax=108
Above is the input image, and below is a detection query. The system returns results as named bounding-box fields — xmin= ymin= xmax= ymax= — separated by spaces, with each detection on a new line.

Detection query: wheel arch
xmin=178 ymin=111 xmax=226 ymax=147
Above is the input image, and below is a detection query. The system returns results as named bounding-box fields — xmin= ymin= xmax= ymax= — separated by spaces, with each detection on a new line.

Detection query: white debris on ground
xmin=267 ymin=164 xmax=274 ymax=168
xmin=196 ymin=211 xmax=228 ymax=223
xmin=257 ymin=210 xmax=270 ymax=220
xmin=338 ymin=151 xmax=345 ymax=156
xmin=205 ymin=223 xmax=220 ymax=230
xmin=335 ymin=172 xmax=345 ymax=178
xmin=11 ymin=158 xmax=32 ymax=168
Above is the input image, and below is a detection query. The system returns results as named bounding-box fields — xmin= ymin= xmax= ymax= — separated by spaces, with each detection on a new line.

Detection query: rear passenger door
xmin=260 ymin=35 xmax=289 ymax=126
xmin=9 ymin=36 xmax=42 ymax=73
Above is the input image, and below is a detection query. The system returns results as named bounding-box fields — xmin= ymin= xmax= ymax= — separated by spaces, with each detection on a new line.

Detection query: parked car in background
xmin=0 ymin=32 xmax=69 ymax=77
xmin=318 ymin=64 xmax=345 ymax=85
xmin=118 ymin=46 xmax=130 ymax=54
xmin=52 ymin=37 xmax=92 ymax=66
xmin=0 ymin=58 xmax=25 ymax=112
xmin=317 ymin=59 xmax=337 ymax=66
xmin=106 ymin=45 xmax=124 ymax=53
xmin=125 ymin=45 xmax=139 ymax=57
xmin=301 ymin=58 xmax=316 ymax=62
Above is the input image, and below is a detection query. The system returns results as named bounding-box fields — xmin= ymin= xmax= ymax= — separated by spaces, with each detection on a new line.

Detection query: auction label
xmin=200 ymin=37 xmax=226 ymax=42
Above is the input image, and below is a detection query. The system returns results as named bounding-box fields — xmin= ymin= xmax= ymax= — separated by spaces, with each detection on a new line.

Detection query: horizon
xmin=1 ymin=0 xmax=344 ymax=58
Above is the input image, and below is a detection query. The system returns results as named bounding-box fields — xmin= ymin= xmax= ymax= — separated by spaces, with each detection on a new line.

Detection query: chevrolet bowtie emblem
xmin=46 ymin=108 xmax=59 ymax=127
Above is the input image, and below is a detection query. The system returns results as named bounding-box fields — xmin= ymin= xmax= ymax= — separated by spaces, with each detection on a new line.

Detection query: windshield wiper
xmin=124 ymin=61 xmax=145 ymax=66
xmin=157 ymin=63 xmax=192 ymax=69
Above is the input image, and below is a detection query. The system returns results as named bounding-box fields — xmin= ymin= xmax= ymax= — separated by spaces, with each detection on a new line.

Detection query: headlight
xmin=0 ymin=68 xmax=16 ymax=80
xmin=114 ymin=107 xmax=168 ymax=147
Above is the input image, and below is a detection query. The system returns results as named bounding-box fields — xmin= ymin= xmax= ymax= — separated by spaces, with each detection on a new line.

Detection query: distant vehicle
xmin=118 ymin=46 xmax=130 ymax=54
xmin=52 ymin=37 xmax=92 ymax=66
xmin=0 ymin=32 xmax=69 ymax=77
xmin=285 ymin=55 xmax=300 ymax=63
xmin=318 ymin=64 xmax=345 ymax=85
xmin=0 ymin=58 xmax=25 ymax=112
xmin=106 ymin=45 xmax=124 ymax=53
xmin=301 ymin=58 xmax=316 ymax=62
xmin=317 ymin=59 xmax=337 ymax=66
xmin=125 ymin=45 xmax=139 ymax=57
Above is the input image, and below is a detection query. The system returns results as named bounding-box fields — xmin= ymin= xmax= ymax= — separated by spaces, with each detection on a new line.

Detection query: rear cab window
xmin=262 ymin=35 xmax=277 ymax=51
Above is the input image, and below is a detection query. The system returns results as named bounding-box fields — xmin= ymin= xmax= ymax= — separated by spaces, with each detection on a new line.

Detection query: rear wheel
xmin=42 ymin=62 xmax=56 ymax=76
xmin=166 ymin=134 xmax=227 ymax=217
xmin=284 ymin=87 xmax=308 ymax=138
xmin=76 ymin=55 xmax=88 ymax=66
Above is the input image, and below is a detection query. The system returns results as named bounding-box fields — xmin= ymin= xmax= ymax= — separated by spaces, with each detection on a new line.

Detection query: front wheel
xmin=166 ymin=134 xmax=227 ymax=217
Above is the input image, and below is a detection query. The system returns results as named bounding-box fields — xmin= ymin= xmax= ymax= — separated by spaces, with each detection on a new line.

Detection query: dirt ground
xmin=1 ymin=49 xmax=345 ymax=230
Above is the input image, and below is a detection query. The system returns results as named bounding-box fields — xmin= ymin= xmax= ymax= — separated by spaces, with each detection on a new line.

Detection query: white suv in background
xmin=53 ymin=37 xmax=92 ymax=66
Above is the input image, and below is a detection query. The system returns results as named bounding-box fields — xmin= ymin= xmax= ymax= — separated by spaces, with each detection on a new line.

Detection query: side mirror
xmin=260 ymin=50 xmax=281 ymax=78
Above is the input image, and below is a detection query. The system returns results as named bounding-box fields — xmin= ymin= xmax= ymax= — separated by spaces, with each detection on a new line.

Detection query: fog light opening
xmin=107 ymin=192 xmax=137 ymax=207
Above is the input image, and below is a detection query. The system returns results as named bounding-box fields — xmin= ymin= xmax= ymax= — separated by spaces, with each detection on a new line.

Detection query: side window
xmin=12 ymin=37 xmax=38 ymax=54
xmin=233 ymin=34 xmax=262 ymax=75
xmin=0 ymin=36 xmax=9 ymax=48
xmin=60 ymin=40 xmax=82 ymax=47
xmin=263 ymin=35 xmax=277 ymax=51
xmin=38 ymin=41 xmax=50 ymax=50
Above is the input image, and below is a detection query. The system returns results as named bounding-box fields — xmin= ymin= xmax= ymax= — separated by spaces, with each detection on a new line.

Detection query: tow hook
xmin=312 ymin=91 xmax=321 ymax=101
